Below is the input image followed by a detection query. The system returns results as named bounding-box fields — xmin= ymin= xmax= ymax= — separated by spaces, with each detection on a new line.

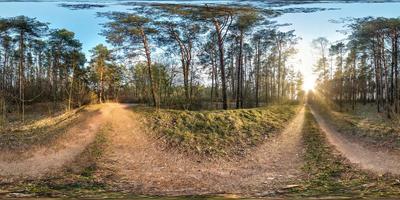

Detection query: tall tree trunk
xmin=230 ymin=51 xmax=235 ymax=100
xmin=277 ymin=43 xmax=282 ymax=102
xmin=352 ymin=52 xmax=356 ymax=111
xmin=210 ymin=62 xmax=215 ymax=106
xmin=265 ymin=64 xmax=269 ymax=105
xmin=214 ymin=52 xmax=219 ymax=99
xmin=392 ymin=30 xmax=399 ymax=113
xmin=1 ymin=47 xmax=7 ymax=122
xmin=18 ymin=31 xmax=25 ymax=122
xmin=52 ymin=51 xmax=59 ymax=112
xmin=140 ymin=29 xmax=159 ymax=108
xmin=381 ymin=35 xmax=390 ymax=118
xmin=373 ymin=38 xmax=381 ymax=113
xmin=236 ymin=33 xmax=243 ymax=109
xmin=213 ymin=19 xmax=228 ymax=110
xmin=339 ymin=50 xmax=344 ymax=111
xmin=68 ymin=64 xmax=76 ymax=110
xmin=173 ymin=30 xmax=191 ymax=103
xmin=210 ymin=52 xmax=217 ymax=107
xmin=255 ymin=40 xmax=261 ymax=107
xmin=100 ymin=69 xmax=104 ymax=104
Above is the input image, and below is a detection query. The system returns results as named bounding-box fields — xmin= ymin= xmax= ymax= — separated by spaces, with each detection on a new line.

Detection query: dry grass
xmin=0 ymin=104 xmax=101 ymax=150
xmin=137 ymin=105 xmax=300 ymax=156
xmin=289 ymin=107 xmax=400 ymax=198
xmin=315 ymin=101 xmax=400 ymax=149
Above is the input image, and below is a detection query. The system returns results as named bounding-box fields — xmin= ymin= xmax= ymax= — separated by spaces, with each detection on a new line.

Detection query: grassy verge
xmin=137 ymin=104 xmax=299 ymax=156
xmin=311 ymin=95 xmax=400 ymax=149
xmin=289 ymin=107 xmax=400 ymax=198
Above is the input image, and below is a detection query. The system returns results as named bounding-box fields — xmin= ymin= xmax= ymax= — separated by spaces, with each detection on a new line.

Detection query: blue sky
xmin=0 ymin=2 xmax=131 ymax=56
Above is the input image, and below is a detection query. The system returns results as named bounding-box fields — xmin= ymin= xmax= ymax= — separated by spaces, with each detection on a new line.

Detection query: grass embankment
xmin=312 ymin=96 xmax=400 ymax=149
xmin=0 ymin=105 xmax=100 ymax=150
xmin=290 ymin=108 xmax=400 ymax=198
xmin=138 ymin=104 xmax=299 ymax=156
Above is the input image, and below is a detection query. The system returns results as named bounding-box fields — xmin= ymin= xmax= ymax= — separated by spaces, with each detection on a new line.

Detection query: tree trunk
xmin=339 ymin=50 xmax=344 ymax=111
xmin=213 ymin=20 xmax=228 ymax=110
xmin=18 ymin=31 xmax=25 ymax=122
xmin=392 ymin=30 xmax=399 ymax=113
xmin=140 ymin=29 xmax=159 ymax=108
xmin=255 ymin=40 xmax=261 ymax=107
xmin=277 ymin=42 xmax=282 ymax=102
xmin=236 ymin=32 xmax=243 ymax=109
xmin=100 ymin=69 xmax=104 ymax=104
xmin=173 ymin=30 xmax=191 ymax=103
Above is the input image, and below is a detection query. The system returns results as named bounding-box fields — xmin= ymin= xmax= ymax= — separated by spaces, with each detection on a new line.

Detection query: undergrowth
xmin=138 ymin=105 xmax=299 ymax=156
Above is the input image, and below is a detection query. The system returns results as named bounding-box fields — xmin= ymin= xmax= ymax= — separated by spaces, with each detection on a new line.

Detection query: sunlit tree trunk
xmin=140 ymin=28 xmax=159 ymax=108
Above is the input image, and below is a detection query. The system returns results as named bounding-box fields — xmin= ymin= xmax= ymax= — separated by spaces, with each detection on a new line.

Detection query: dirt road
xmin=0 ymin=103 xmax=306 ymax=196
xmin=0 ymin=106 xmax=111 ymax=179
xmin=310 ymin=107 xmax=400 ymax=175
xmin=96 ymin=104 xmax=305 ymax=195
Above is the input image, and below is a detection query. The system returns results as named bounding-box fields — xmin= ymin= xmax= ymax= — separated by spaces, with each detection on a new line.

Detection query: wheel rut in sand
xmin=0 ymin=106 xmax=112 ymax=179
xmin=310 ymin=107 xmax=400 ymax=175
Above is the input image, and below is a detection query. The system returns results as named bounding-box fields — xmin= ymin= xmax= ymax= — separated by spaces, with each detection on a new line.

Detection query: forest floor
xmin=1 ymin=103 xmax=400 ymax=198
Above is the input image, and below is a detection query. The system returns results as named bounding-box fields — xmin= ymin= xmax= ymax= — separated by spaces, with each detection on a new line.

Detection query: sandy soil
xmin=0 ymin=106 xmax=112 ymax=180
xmin=0 ymin=103 xmax=306 ymax=196
xmin=310 ymin=107 xmax=400 ymax=175
xmin=95 ymin=104 xmax=306 ymax=196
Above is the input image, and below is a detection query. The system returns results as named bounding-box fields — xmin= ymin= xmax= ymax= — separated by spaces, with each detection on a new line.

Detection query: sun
xmin=303 ymin=74 xmax=316 ymax=91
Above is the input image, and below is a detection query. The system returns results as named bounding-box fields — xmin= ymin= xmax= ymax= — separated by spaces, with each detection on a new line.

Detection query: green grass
xmin=137 ymin=105 xmax=299 ymax=156
xmin=289 ymin=107 xmax=400 ymax=198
